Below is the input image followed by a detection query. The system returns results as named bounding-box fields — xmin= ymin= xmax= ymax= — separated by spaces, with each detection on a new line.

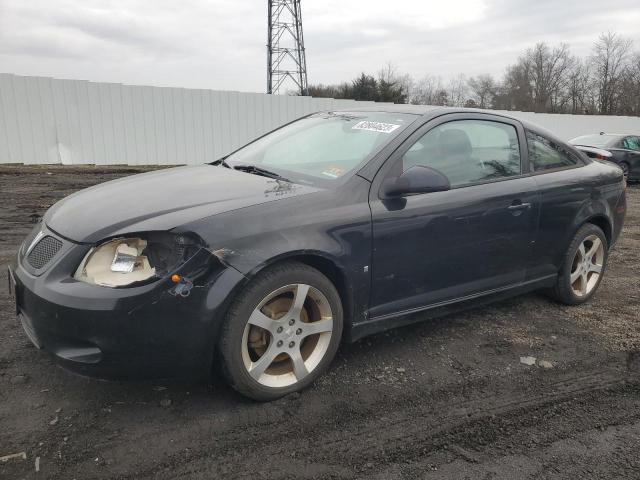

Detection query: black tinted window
xmin=402 ymin=120 xmax=521 ymax=187
xmin=526 ymin=131 xmax=578 ymax=171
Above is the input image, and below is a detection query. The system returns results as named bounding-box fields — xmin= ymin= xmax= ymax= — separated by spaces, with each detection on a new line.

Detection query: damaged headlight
xmin=74 ymin=233 xmax=204 ymax=287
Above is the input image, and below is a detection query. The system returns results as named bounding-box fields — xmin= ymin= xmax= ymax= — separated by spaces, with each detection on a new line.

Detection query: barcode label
xmin=352 ymin=121 xmax=401 ymax=133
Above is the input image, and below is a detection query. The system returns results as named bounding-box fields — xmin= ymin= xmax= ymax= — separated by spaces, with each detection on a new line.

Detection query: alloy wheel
xmin=570 ymin=234 xmax=605 ymax=297
xmin=241 ymin=283 xmax=334 ymax=388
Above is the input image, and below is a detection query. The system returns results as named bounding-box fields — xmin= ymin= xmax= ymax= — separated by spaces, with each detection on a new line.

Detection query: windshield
xmin=225 ymin=111 xmax=417 ymax=186
xmin=569 ymin=134 xmax=618 ymax=148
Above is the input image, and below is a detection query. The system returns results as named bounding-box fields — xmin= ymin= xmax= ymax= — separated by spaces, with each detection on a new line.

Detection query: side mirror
xmin=383 ymin=165 xmax=451 ymax=198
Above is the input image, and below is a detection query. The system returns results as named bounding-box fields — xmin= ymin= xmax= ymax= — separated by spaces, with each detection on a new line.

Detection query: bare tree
xmin=408 ymin=75 xmax=444 ymax=105
xmin=500 ymin=60 xmax=534 ymax=111
xmin=618 ymin=52 xmax=640 ymax=116
xmin=631 ymin=53 xmax=640 ymax=115
xmin=396 ymin=73 xmax=415 ymax=100
xmin=447 ymin=74 xmax=468 ymax=107
xmin=566 ymin=60 xmax=595 ymax=114
xmin=377 ymin=62 xmax=399 ymax=84
xmin=526 ymin=43 xmax=574 ymax=112
xmin=467 ymin=74 xmax=497 ymax=109
xmin=306 ymin=33 xmax=640 ymax=116
xmin=433 ymin=89 xmax=449 ymax=106
xmin=591 ymin=32 xmax=633 ymax=114
xmin=376 ymin=62 xmax=407 ymax=103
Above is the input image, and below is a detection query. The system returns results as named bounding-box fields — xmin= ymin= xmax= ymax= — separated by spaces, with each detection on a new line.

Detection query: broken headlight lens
xmin=74 ymin=233 xmax=203 ymax=287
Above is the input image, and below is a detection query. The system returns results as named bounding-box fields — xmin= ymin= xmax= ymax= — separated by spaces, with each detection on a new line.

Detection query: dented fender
xmin=181 ymin=175 xmax=376 ymax=333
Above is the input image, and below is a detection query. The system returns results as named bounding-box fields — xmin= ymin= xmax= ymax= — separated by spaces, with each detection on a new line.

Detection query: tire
xmin=548 ymin=223 xmax=608 ymax=305
xmin=620 ymin=162 xmax=630 ymax=178
xmin=218 ymin=261 xmax=343 ymax=401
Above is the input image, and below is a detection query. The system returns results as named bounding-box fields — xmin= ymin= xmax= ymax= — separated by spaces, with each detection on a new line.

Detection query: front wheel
xmin=549 ymin=223 xmax=608 ymax=305
xmin=620 ymin=162 xmax=630 ymax=179
xmin=218 ymin=262 xmax=343 ymax=401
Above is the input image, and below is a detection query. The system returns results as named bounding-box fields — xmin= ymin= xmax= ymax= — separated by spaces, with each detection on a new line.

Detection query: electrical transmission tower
xmin=267 ymin=0 xmax=308 ymax=95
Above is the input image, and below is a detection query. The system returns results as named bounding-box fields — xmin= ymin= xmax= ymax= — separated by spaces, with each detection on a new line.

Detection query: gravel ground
xmin=0 ymin=165 xmax=639 ymax=480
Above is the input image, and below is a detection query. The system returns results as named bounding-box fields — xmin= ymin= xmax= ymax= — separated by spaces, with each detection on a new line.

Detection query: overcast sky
xmin=1 ymin=0 xmax=640 ymax=93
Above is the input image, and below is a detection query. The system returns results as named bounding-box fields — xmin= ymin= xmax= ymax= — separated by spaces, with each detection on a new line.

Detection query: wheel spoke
xmin=586 ymin=238 xmax=601 ymax=259
xmin=588 ymin=263 xmax=602 ymax=274
xmin=578 ymin=242 xmax=586 ymax=258
xmin=248 ymin=345 xmax=280 ymax=380
xmin=288 ymin=284 xmax=310 ymax=319
xmin=288 ymin=346 xmax=309 ymax=380
xmin=247 ymin=308 xmax=277 ymax=333
xmin=580 ymin=272 xmax=588 ymax=295
xmin=570 ymin=268 xmax=581 ymax=283
xmin=302 ymin=318 xmax=333 ymax=337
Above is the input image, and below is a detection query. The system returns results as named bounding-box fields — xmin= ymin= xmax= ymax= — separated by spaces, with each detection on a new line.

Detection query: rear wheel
xmin=219 ymin=262 xmax=343 ymax=401
xmin=549 ymin=224 xmax=608 ymax=305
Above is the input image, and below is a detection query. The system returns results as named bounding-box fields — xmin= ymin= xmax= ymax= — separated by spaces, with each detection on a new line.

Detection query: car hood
xmin=44 ymin=165 xmax=321 ymax=243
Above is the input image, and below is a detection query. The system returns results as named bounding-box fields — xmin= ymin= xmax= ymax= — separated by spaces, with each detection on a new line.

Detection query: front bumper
xmin=10 ymin=227 xmax=246 ymax=380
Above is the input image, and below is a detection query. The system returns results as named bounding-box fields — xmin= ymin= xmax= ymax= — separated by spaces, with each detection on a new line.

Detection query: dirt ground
xmin=1 ymin=165 xmax=639 ymax=480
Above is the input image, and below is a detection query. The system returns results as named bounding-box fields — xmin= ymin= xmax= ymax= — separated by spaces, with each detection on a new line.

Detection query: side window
xmin=526 ymin=131 xmax=578 ymax=172
xmin=622 ymin=136 xmax=640 ymax=151
xmin=402 ymin=120 xmax=521 ymax=187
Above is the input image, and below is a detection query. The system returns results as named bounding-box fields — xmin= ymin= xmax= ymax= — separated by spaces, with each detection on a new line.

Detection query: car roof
xmin=332 ymin=105 xmax=572 ymax=142
xmin=573 ymin=133 xmax=638 ymax=139
xmin=330 ymin=105 xmax=546 ymax=131
xmin=332 ymin=105 xmax=511 ymax=117
xmin=572 ymin=133 xmax=621 ymax=138
xmin=332 ymin=104 xmax=444 ymax=115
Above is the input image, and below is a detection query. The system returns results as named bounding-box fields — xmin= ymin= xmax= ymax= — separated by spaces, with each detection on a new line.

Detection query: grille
xmin=26 ymin=235 xmax=63 ymax=270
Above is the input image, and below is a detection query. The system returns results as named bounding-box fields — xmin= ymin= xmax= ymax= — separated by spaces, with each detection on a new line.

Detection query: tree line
xmin=307 ymin=32 xmax=640 ymax=116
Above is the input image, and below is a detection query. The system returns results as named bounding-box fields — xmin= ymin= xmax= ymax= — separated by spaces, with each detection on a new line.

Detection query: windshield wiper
xmin=211 ymin=157 xmax=231 ymax=168
xmin=233 ymin=165 xmax=291 ymax=183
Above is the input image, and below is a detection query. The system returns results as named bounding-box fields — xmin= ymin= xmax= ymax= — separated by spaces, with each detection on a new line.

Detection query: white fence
xmin=1 ymin=73 xmax=640 ymax=166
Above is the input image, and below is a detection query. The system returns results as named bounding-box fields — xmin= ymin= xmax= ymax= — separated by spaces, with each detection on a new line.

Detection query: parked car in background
xmin=569 ymin=133 xmax=640 ymax=180
xmin=9 ymin=107 xmax=627 ymax=401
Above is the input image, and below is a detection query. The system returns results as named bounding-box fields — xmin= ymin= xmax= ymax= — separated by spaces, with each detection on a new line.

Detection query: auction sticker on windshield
xmin=321 ymin=166 xmax=346 ymax=178
xmin=352 ymin=121 xmax=401 ymax=133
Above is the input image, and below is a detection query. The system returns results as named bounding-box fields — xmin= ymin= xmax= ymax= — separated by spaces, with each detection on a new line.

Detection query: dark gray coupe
xmin=9 ymin=106 xmax=626 ymax=400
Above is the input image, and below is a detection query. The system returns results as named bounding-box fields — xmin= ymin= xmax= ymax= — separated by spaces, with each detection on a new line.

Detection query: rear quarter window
xmin=526 ymin=131 xmax=581 ymax=172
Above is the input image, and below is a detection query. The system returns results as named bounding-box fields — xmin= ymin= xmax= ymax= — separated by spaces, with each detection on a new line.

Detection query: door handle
xmin=508 ymin=202 xmax=531 ymax=211
xmin=508 ymin=202 xmax=531 ymax=216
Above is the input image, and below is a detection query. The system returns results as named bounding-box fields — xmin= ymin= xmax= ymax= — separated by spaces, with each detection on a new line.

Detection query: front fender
xmin=182 ymin=179 xmax=374 ymax=336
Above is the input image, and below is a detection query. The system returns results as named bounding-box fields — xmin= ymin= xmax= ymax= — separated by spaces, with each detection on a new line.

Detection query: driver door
xmin=368 ymin=113 xmax=539 ymax=319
